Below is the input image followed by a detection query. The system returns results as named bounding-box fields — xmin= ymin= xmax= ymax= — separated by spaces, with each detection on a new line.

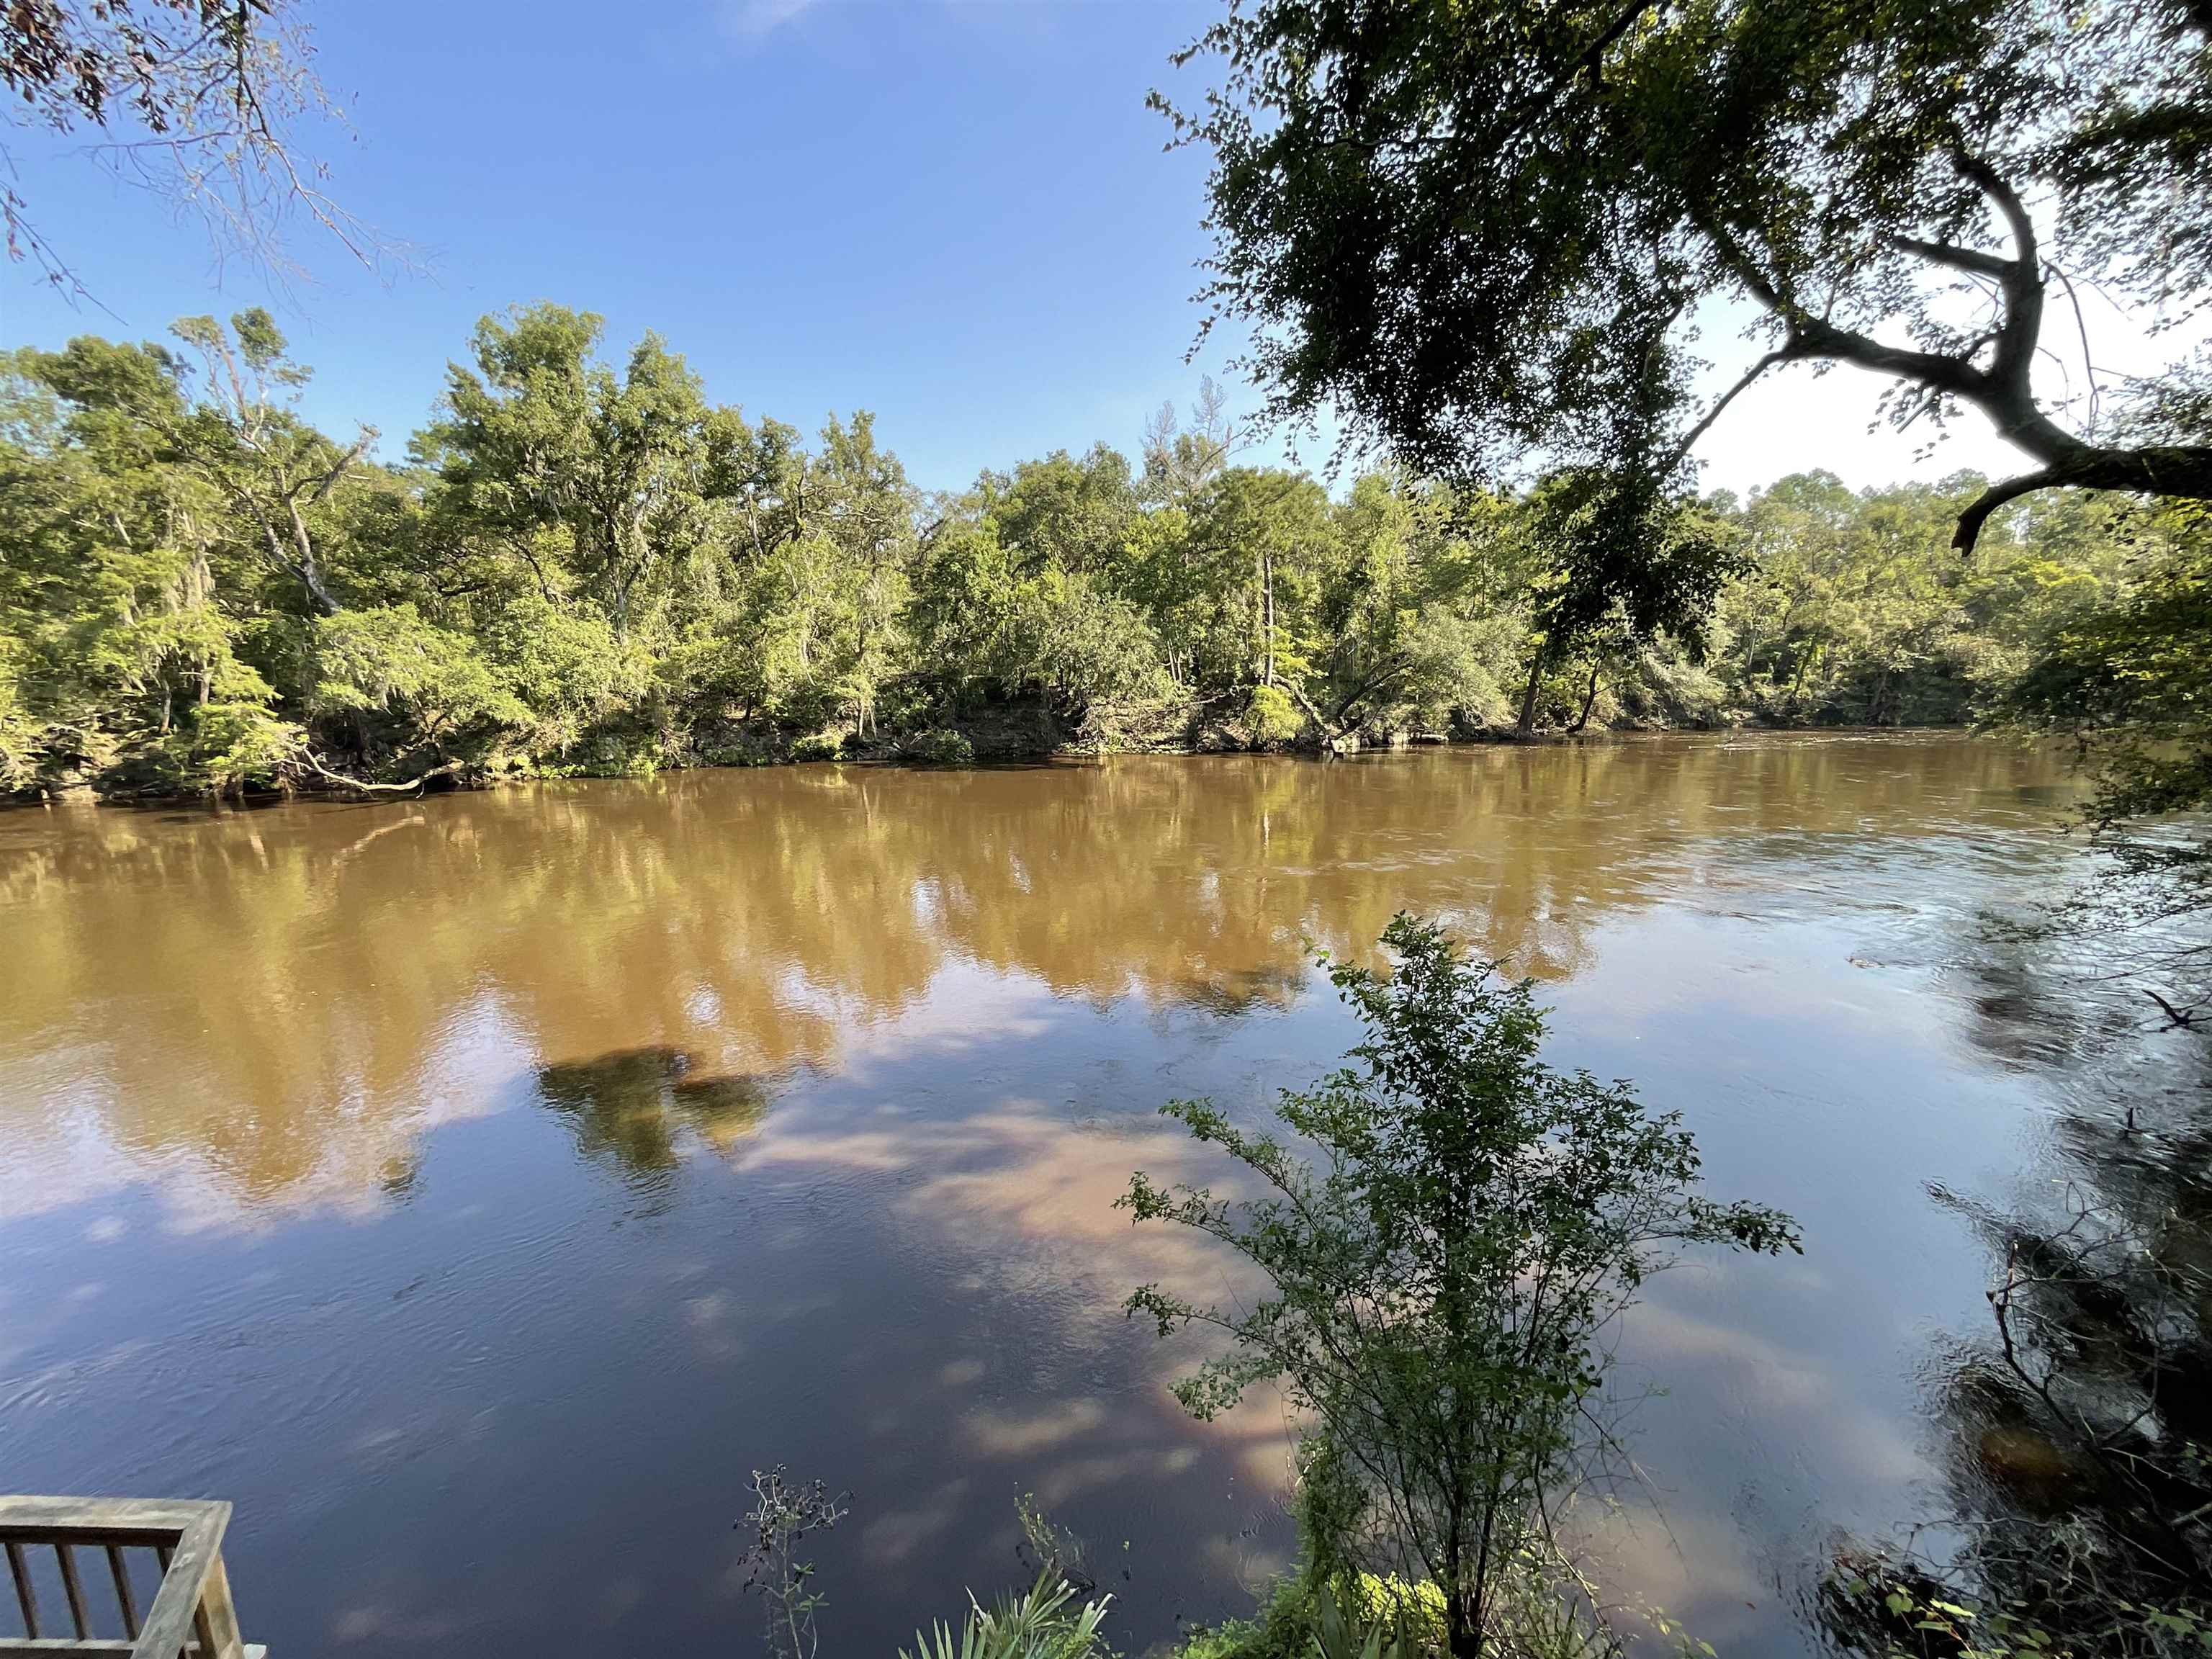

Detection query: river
xmin=0 ymin=733 xmax=2172 ymax=1655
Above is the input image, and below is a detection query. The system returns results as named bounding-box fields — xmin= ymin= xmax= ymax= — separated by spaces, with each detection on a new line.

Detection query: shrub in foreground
xmin=1125 ymin=914 xmax=1799 ymax=1659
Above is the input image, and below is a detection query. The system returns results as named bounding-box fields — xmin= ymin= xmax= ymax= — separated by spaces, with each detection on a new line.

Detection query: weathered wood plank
xmin=188 ymin=1552 xmax=244 ymax=1659
xmin=132 ymin=1505 xmax=227 ymax=1659
xmin=53 ymin=1547 xmax=86 ymax=1642
xmin=0 ymin=1501 xmax=207 ymax=1541
xmin=0 ymin=1534 xmax=173 ymax=1555
xmin=4 ymin=1540 xmax=38 ymax=1640
xmin=0 ymin=1502 xmax=256 ymax=1659
xmin=101 ymin=1550 xmax=132 ymax=1642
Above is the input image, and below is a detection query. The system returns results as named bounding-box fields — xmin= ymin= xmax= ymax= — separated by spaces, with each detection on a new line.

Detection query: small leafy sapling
xmin=1122 ymin=914 xmax=1800 ymax=1659
xmin=737 ymin=1465 xmax=850 ymax=1659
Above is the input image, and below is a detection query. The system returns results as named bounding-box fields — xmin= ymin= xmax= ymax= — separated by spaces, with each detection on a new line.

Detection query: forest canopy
xmin=1158 ymin=0 xmax=2212 ymax=552
xmin=0 ymin=303 xmax=2176 ymax=799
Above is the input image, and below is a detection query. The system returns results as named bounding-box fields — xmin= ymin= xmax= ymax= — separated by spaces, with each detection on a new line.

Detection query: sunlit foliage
xmin=0 ymin=313 xmax=2147 ymax=798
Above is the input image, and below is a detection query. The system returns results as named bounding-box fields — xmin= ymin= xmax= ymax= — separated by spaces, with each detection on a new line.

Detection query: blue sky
xmin=0 ymin=0 xmax=2134 ymax=498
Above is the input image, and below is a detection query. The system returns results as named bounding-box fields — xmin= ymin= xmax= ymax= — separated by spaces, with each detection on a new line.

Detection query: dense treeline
xmin=0 ymin=304 xmax=2159 ymax=798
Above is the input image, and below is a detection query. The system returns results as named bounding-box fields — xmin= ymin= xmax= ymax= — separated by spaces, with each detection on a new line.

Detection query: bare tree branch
xmin=1666 ymin=348 xmax=1786 ymax=472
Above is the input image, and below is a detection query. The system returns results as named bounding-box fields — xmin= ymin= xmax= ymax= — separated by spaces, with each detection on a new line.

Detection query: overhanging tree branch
xmin=294 ymin=749 xmax=460 ymax=796
xmin=1696 ymin=156 xmax=2212 ymax=549
xmin=1951 ymin=464 xmax=2070 ymax=552
xmin=1889 ymin=236 xmax=2015 ymax=282
xmin=1666 ymin=348 xmax=1786 ymax=472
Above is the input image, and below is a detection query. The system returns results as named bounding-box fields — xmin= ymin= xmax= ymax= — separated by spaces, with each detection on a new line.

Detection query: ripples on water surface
xmin=0 ymin=733 xmax=2177 ymax=1655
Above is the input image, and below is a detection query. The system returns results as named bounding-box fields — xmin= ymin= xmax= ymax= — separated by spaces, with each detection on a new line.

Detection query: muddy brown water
xmin=0 ymin=734 xmax=2149 ymax=1655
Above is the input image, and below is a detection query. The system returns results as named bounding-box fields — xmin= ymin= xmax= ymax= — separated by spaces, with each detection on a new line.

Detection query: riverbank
xmin=302 ymin=703 xmax=1972 ymax=802
xmin=3 ymin=692 xmax=1974 ymax=806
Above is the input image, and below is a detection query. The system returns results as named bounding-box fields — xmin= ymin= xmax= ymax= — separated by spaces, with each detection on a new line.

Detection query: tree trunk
xmin=297 ymin=752 xmax=462 ymax=795
xmin=1288 ymin=682 xmax=1341 ymax=745
xmin=1568 ymin=660 xmax=1601 ymax=733
xmin=1516 ymin=642 xmax=1546 ymax=739
xmin=258 ymin=505 xmax=341 ymax=616
xmin=283 ymin=498 xmax=344 ymax=616
xmin=1262 ymin=546 xmax=1276 ymax=686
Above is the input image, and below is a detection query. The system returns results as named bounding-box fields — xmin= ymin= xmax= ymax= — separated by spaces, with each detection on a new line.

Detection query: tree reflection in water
xmin=537 ymin=1047 xmax=777 ymax=1190
xmin=1825 ymin=926 xmax=2211 ymax=1656
xmin=0 ymin=737 xmax=2071 ymax=1219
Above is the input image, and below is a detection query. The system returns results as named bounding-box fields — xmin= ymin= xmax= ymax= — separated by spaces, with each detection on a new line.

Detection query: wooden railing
xmin=0 ymin=1498 xmax=263 ymax=1658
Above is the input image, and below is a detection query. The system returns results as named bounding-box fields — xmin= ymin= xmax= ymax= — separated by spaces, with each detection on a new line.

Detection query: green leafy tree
xmin=0 ymin=300 xmax=2161 ymax=796
xmin=2005 ymin=500 xmax=2212 ymax=827
xmin=1693 ymin=472 xmax=2131 ymax=728
xmin=1123 ymin=915 xmax=1800 ymax=1659
xmin=0 ymin=331 xmax=327 ymax=793
xmin=1313 ymin=475 xmax=1524 ymax=737
xmin=1161 ymin=0 xmax=2212 ymax=550
xmin=29 ymin=313 xmax=374 ymax=619
xmin=1002 ymin=570 xmax=1166 ymax=724
xmin=307 ymin=603 xmax=526 ymax=784
xmin=981 ymin=444 xmax=1141 ymax=582
xmin=419 ymin=305 xmax=711 ymax=637
xmin=1514 ymin=469 xmax=1743 ymax=736
xmin=906 ymin=516 xmax=1022 ymax=711
xmin=1997 ymin=499 xmax=2212 ymax=992
xmin=1184 ymin=466 xmax=1336 ymax=699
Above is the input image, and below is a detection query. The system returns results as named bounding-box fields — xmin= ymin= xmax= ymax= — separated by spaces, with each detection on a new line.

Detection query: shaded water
xmin=0 ymin=734 xmax=2154 ymax=1655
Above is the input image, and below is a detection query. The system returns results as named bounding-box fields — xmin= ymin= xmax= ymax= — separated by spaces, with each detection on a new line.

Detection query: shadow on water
xmin=1823 ymin=910 xmax=2212 ymax=1653
xmin=1172 ymin=962 xmax=1312 ymax=1017
xmin=536 ymin=1046 xmax=778 ymax=1189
